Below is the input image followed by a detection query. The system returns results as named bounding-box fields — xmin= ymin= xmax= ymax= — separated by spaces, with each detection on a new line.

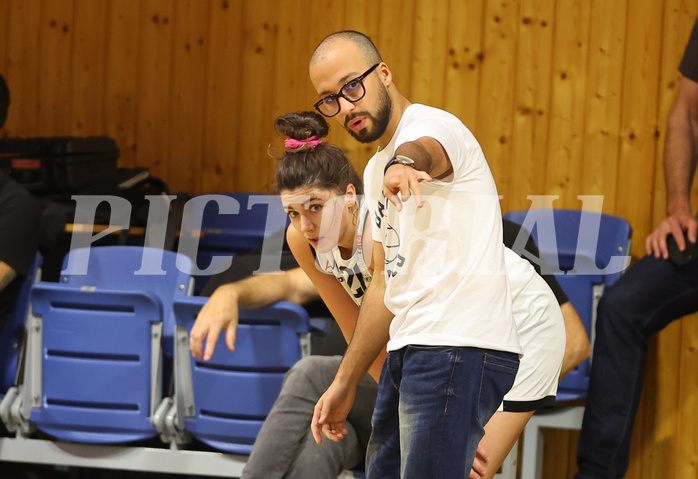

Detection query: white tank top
xmin=314 ymin=206 xmax=372 ymax=306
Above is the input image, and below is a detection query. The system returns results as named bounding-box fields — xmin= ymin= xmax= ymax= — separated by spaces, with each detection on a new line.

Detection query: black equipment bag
xmin=0 ymin=136 xmax=120 ymax=194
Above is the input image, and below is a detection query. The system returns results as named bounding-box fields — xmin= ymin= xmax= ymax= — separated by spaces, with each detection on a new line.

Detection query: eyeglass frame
xmin=313 ymin=63 xmax=380 ymax=118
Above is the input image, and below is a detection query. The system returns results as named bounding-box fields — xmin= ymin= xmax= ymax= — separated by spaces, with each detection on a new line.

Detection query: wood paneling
xmin=1 ymin=2 xmax=696 ymax=477
xmin=71 ymin=1 xmax=108 ymax=137
xmin=477 ymin=0 xmax=520 ymax=206
xmin=104 ymin=0 xmax=141 ymax=169
xmin=135 ymin=0 xmax=174 ymax=181
xmin=5 ymin=0 xmax=42 ymax=136
xmin=36 ymin=0 xmax=74 ymax=135
xmin=508 ymin=0 xmax=554 ymax=213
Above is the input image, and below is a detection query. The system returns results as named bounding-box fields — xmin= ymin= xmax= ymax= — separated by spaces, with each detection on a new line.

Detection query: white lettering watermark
xmin=60 ymin=193 xmax=631 ymax=279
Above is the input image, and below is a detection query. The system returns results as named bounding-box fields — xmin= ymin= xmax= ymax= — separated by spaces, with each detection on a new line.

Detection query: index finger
xmin=687 ymin=217 xmax=698 ymax=244
xmin=383 ymin=176 xmax=404 ymax=212
xmin=311 ymin=401 xmax=324 ymax=444
xmin=189 ymin=323 xmax=209 ymax=359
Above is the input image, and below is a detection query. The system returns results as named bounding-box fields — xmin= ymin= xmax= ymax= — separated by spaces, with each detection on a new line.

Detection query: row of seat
xmin=0 ymin=206 xmax=633 ymax=479
xmin=1 ymin=245 xmax=311 ymax=456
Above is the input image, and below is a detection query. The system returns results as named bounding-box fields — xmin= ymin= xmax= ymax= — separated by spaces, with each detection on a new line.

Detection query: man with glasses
xmin=308 ymin=31 xmax=522 ymax=478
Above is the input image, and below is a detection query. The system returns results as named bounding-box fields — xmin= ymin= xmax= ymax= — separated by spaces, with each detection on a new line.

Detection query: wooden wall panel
xmin=233 ymin=1 xmax=280 ymax=193
xmin=640 ymin=320 xmax=683 ymax=479
xmin=477 ymin=0 xmax=520 ymax=205
xmin=579 ymin=0 xmax=627 ymax=213
xmin=134 ymin=0 xmax=174 ymax=182
xmin=0 ymin=1 xmax=8 ymax=84
xmin=544 ymin=0 xmax=591 ymax=210
xmin=1 ymin=2 xmax=697 ymax=478
xmin=168 ymin=0 xmax=210 ymax=194
xmin=36 ymin=0 xmax=74 ymax=135
xmin=677 ymin=312 xmax=698 ymax=478
xmin=508 ymin=0 xmax=554 ymax=213
xmin=616 ymin=0 xmax=665 ymax=258
xmin=343 ymin=0 xmax=380 ymax=42
xmin=103 ymin=0 xmax=141 ymax=168
xmin=443 ymin=0 xmax=485 ymax=134
xmin=4 ymin=0 xmax=42 ymax=136
xmin=411 ymin=0 xmax=449 ymax=110
xmin=200 ymin=0 xmax=243 ymax=194
xmin=376 ymin=0 xmax=416 ymax=101
xmin=70 ymin=1 xmax=108 ymax=137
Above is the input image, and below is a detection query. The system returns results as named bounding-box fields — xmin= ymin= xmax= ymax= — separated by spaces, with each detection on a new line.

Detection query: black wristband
xmin=384 ymin=155 xmax=416 ymax=175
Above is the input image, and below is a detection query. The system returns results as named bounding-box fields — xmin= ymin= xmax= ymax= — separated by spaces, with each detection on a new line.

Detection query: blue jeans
xmin=366 ymin=345 xmax=519 ymax=479
xmin=576 ymin=255 xmax=698 ymax=479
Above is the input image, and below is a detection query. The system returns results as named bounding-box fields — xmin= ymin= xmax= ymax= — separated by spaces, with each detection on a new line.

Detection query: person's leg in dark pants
xmin=576 ymin=256 xmax=698 ymax=479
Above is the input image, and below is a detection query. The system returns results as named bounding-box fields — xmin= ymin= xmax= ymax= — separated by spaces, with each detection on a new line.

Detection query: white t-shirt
xmin=364 ymin=104 xmax=522 ymax=355
xmin=315 ymin=200 xmax=563 ymax=408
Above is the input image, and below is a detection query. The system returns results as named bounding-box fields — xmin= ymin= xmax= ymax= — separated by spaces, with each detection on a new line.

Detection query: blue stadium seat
xmin=19 ymin=246 xmax=193 ymax=444
xmin=167 ymin=296 xmax=310 ymax=454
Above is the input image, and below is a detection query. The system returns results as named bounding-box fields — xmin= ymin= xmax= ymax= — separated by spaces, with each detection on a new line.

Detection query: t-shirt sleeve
xmin=394 ymin=118 xmax=466 ymax=174
xmin=679 ymin=17 xmax=698 ymax=82
xmin=502 ymin=219 xmax=569 ymax=305
xmin=0 ymin=172 xmax=41 ymax=277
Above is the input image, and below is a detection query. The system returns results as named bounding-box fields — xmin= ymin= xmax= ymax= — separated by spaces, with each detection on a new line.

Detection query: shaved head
xmin=310 ymin=31 xmax=382 ymax=68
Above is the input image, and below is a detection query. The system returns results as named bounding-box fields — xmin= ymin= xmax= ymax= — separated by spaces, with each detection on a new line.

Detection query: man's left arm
xmin=383 ymin=137 xmax=453 ymax=210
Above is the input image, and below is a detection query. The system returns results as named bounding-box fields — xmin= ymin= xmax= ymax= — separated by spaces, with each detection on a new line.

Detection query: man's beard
xmin=345 ymin=84 xmax=392 ymax=144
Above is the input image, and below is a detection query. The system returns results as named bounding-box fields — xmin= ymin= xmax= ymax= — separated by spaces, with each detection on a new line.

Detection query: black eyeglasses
xmin=314 ymin=64 xmax=380 ymax=118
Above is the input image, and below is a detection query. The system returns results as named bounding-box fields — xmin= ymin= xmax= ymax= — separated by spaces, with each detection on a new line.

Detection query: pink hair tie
xmin=285 ymin=135 xmax=323 ymax=150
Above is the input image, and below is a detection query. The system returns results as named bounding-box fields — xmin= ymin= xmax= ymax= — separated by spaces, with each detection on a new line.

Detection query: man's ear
xmin=378 ymin=62 xmax=392 ymax=87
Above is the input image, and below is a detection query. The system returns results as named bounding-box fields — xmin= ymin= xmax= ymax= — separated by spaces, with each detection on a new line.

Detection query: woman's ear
xmin=345 ymin=183 xmax=357 ymax=207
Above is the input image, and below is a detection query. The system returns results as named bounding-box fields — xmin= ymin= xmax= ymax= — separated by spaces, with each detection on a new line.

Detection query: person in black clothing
xmin=1 ymin=74 xmax=41 ymax=331
xmin=0 ymin=73 xmax=9 ymax=129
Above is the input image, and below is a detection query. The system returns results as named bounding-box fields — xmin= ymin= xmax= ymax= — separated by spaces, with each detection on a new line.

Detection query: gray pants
xmin=241 ymin=355 xmax=378 ymax=479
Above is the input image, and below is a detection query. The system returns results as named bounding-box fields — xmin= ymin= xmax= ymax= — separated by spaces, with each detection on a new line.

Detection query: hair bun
xmin=274 ymin=111 xmax=329 ymax=142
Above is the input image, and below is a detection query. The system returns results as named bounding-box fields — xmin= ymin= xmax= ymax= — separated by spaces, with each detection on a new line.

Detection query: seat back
xmin=179 ymin=193 xmax=289 ymax=293
xmin=60 ymin=246 xmax=193 ymax=351
xmin=503 ymin=209 xmax=632 ymax=286
xmin=60 ymin=245 xmax=193 ymax=305
xmin=26 ymin=246 xmax=193 ymax=444
xmin=503 ymin=209 xmax=632 ymax=400
xmin=29 ymin=286 xmax=162 ymax=443
xmin=0 ymin=252 xmax=42 ymax=397
xmin=173 ymin=296 xmax=309 ymax=454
